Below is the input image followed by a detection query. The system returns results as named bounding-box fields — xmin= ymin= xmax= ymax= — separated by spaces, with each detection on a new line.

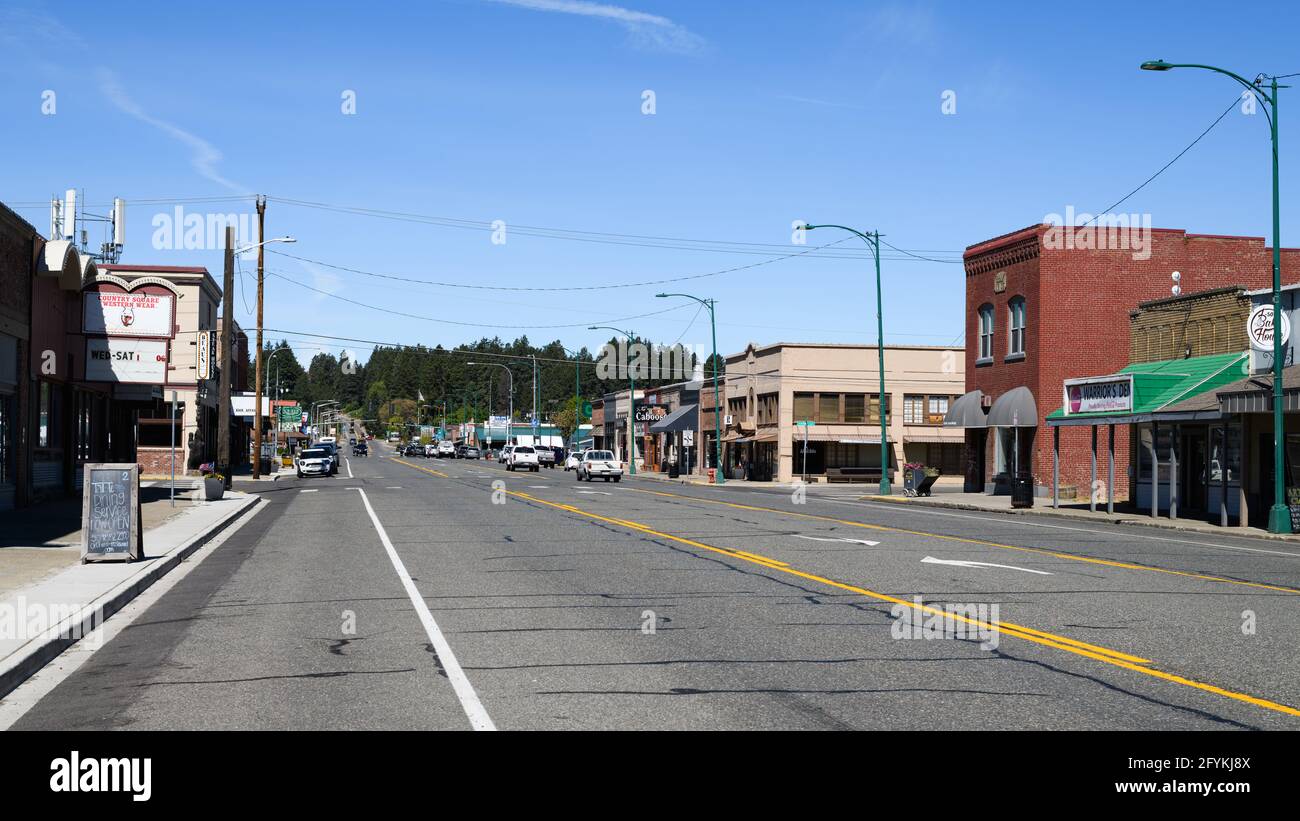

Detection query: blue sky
xmin=2 ymin=0 xmax=1297 ymax=367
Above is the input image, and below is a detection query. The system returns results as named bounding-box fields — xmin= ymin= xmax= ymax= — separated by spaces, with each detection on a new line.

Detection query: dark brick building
xmin=961 ymin=223 xmax=1300 ymax=500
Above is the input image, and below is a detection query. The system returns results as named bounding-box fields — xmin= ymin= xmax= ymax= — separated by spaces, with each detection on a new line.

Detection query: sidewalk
xmin=0 ymin=489 xmax=261 ymax=700
xmin=875 ymin=491 xmax=1300 ymax=542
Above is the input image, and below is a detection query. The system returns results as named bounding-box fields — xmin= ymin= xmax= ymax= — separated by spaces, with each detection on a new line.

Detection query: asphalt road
xmin=11 ymin=448 xmax=1300 ymax=730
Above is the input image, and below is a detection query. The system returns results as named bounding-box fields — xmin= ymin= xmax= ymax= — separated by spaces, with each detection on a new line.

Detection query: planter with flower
xmin=198 ymin=462 xmax=225 ymax=501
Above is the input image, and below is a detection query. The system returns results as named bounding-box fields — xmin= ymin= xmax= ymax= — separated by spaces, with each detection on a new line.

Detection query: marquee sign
xmin=1063 ymin=374 xmax=1133 ymax=415
xmin=85 ymin=338 xmax=169 ymax=384
xmin=83 ymin=289 xmax=175 ymax=338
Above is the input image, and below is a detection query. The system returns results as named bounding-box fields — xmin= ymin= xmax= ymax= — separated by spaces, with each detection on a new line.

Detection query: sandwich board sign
xmin=80 ymin=463 xmax=143 ymax=562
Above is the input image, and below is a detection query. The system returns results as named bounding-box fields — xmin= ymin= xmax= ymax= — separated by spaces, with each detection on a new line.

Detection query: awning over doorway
xmin=942 ymin=389 xmax=987 ymax=428
xmin=986 ymin=386 xmax=1038 ymax=428
xmin=650 ymin=404 xmax=697 ymax=433
xmin=1045 ymin=351 xmax=1248 ymax=426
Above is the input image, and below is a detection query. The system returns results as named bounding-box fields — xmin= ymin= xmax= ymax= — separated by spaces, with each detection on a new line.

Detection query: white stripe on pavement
xmin=351 ymin=487 xmax=495 ymax=731
xmin=345 ymin=457 xmax=354 ymax=478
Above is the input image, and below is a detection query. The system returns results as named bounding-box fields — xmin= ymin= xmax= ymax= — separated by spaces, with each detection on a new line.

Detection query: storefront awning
xmin=725 ymin=429 xmax=778 ymax=444
xmin=943 ymin=389 xmax=987 ymax=428
xmin=1046 ymin=351 xmax=1247 ymax=427
xmin=986 ymin=386 xmax=1038 ymax=428
xmin=650 ymin=404 xmax=697 ymax=433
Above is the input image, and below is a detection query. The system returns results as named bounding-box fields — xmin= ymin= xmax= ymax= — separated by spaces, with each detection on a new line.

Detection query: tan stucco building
xmin=721 ymin=342 xmax=966 ymax=484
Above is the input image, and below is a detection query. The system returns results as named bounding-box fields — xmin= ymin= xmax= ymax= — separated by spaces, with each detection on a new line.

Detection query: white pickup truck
xmin=506 ymin=445 xmax=540 ymax=472
xmin=576 ymin=450 xmax=622 ymax=482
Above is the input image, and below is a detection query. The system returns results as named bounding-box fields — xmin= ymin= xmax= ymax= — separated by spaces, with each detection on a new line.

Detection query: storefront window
xmin=818 ymin=393 xmax=840 ymax=422
xmin=867 ymin=394 xmax=891 ymax=425
xmin=903 ymin=395 xmax=924 ymax=424
xmin=1137 ymin=425 xmax=1173 ymax=481
xmin=1209 ymin=426 xmax=1241 ymax=484
xmin=38 ymin=381 xmax=52 ymax=448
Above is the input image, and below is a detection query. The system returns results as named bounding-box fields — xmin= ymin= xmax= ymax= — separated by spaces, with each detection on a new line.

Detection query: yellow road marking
xmin=394 ymin=459 xmax=1300 ymax=719
xmin=622 ymin=486 xmax=1300 ymax=596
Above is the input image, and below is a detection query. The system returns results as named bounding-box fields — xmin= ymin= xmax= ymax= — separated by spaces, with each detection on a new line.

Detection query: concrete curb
xmin=0 ymin=494 xmax=262 ymax=702
xmin=872 ymin=495 xmax=1300 ymax=542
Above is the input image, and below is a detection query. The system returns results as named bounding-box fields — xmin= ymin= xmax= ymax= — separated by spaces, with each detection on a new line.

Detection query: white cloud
xmin=484 ymin=0 xmax=703 ymax=52
xmin=96 ymin=68 xmax=248 ymax=193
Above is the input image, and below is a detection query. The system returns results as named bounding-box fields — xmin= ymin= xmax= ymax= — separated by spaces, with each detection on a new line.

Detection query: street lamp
xmin=468 ymin=362 xmax=513 ymax=445
xmin=589 ymin=325 xmax=638 ymax=474
xmin=801 ymin=224 xmax=891 ymax=495
xmin=656 ymin=293 xmax=724 ymax=484
xmin=241 ymin=235 xmax=297 ymax=480
xmin=1141 ymin=60 xmax=1289 ymax=533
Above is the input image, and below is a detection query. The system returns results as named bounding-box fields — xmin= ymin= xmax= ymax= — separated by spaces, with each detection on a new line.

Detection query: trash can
xmin=1011 ymin=472 xmax=1034 ymax=508
xmin=668 ymin=464 xmax=679 ymax=479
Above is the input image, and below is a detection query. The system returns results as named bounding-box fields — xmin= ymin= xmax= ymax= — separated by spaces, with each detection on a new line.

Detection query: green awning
xmin=1046 ymin=351 xmax=1248 ymax=424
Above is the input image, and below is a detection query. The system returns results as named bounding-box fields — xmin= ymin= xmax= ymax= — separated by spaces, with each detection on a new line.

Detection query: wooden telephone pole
xmin=217 ymin=226 xmax=235 ymax=488
xmin=252 ymin=195 xmax=267 ymax=479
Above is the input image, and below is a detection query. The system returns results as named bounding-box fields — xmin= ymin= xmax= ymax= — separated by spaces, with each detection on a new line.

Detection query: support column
xmin=1090 ymin=425 xmax=1097 ymax=513
xmin=1169 ymin=425 xmax=1178 ymax=521
xmin=1150 ymin=421 xmax=1159 ymax=519
xmin=1052 ymin=426 xmax=1059 ymax=509
xmin=1107 ymin=424 xmax=1115 ymax=515
xmin=1239 ymin=415 xmax=1250 ymax=528
xmin=1221 ymin=417 xmax=1230 ymax=528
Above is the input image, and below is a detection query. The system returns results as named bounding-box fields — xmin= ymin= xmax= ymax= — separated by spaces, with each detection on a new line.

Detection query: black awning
xmin=987 ymin=386 xmax=1038 ymax=428
xmin=943 ymin=389 xmax=987 ymax=428
xmin=650 ymin=404 xmax=698 ymax=433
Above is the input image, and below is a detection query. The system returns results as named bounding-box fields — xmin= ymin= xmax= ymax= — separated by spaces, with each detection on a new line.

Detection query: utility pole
xmin=217 ymin=226 xmax=235 ymax=489
xmin=252 ymin=195 xmax=267 ymax=479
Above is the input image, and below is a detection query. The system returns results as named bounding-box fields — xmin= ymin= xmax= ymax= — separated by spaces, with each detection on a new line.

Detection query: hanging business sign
xmin=634 ymin=404 xmax=668 ymax=423
xmin=231 ymin=394 xmax=270 ymax=418
xmin=1247 ymin=304 xmax=1292 ymax=351
xmin=85 ymin=338 xmax=168 ymax=383
xmin=1063 ymin=374 xmax=1133 ymax=415
xmin=83 ymin=290 xmax=175 ymax=338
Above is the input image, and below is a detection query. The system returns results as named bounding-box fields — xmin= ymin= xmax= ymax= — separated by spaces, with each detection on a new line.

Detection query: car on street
xmin=535 ymin=446 xmax=555 ymax=468
xmin=352 ymin=442 xmax=368 ymax=457
xmin=577 ymin=450 xmax=622 ymax=482
xmin=316 ymin=442 xmax=340 ymax=472
xmin=297 ymin=447 xmax=335 ymax=478
xmin=424 ymin=442 xmax=438 ymax=457
xmin=437 ymin=441 xmax=457 ymax=458
xmin=507 ymin=445 xmax=540 ymax=472
xmin=459 ymin=445 xmax=481 ymax=460
xmin=405 ymin=443 xmax=424 ymax=457
xmin=564 ymin=450 xmax=585 ymax=471
xmin=499 ymin=445 xmax=514 ymax=464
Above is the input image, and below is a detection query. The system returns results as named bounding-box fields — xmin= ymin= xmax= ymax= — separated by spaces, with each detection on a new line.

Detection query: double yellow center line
xmin=395 ymin=459 xmax=1300 ymax=720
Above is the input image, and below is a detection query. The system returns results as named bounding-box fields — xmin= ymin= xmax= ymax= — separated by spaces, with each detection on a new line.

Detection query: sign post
xmin=170 ymin=390 xmax=177 ymax=507
xmin=81 ymin=463 xmax=143 ymax=563
xmin=795 ymin=420 xmax=814 ymax=482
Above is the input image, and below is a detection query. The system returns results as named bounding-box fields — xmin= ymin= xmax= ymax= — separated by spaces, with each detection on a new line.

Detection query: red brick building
xmin=960 ymin=223 xmax=1300 ymax=500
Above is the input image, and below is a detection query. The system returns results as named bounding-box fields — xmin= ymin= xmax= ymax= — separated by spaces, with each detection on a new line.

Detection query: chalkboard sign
xmin=1288 ymin=488 xmax=1300 ymax=533
xmin=80 ymin=463 xmax=142 ymax=563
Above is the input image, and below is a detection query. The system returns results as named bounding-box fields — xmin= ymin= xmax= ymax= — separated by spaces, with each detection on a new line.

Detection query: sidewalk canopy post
xmin=1052 ymin=426 xmax=1059 ymax=509
xmin=1221 ymin=418 xmax=1229 ymax=527
xmin=1170 ymin=427 xmax=1178 ymax=521
xmin=1107 ymin=424 xmax=1115 ymax=515
xmin=1150 ymin=421 xmax=1159 ymax=519
xmin=1090 ymin=425 xmax=1098 ymax=513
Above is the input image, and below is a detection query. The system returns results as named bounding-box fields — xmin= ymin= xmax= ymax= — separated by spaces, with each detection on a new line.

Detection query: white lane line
xmin=922 ymin=555 xmax=1053 ymax=575
xmin=817 ymin=498 xmax=1300 ymax=559
xmin=528 ymin=485 xmax=550 ymax=489
xmin=351 ymin=488 xmax=495 ymax=731
xmin=575 ymin=490 xmax=612 ymax=495
xmin=300 ymin=489 xmax=318 ymax=493
xmin=794 ymin=535 xmax=881 ymax=546
xmin=385 ymin=486 xmax=402 ymax=490
xmin=345 ymin=457 xmax=354 ymax=478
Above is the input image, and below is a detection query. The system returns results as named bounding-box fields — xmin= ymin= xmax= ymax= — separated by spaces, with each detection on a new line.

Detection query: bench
xmin=825 ymin=466 xmax=887 ymax=483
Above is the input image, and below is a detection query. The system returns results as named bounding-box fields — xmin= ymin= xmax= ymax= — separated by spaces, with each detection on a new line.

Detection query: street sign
xmin=582 ymin=401 xmax=593 ymax=417
xmin=794 ymin=420 xmax=815 ymax=427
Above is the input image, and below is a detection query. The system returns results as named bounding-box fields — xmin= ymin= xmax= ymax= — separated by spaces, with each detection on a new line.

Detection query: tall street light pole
xmin=1142 ymin=60 xmax=1289 ymax=532
xmin=656 ymin=292 xmax=724 ymax=484
xmin=802 ymin=224 xmax=891 ymax=495
xmin=590 ymin=326 xmax=637 ymax=474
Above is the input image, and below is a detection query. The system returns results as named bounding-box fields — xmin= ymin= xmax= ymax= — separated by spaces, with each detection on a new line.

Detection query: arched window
xmin=1008 ymin=296 xmax=1026 ymax=356
xmin=978 ymin=304 xmax=994 ymax=361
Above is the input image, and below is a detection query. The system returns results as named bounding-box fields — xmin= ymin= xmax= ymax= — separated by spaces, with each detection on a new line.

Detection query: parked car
xmin=577 ymin=450 xmax=622 ymax=482
xmin=535 ymin=446 xmax=556 ymax=468
xmin=507 ymin=445 xmax=540 ymax=472
xmin=405 ymin=443 xmax=424 ymax=457
xmin=499 ymin=445 xmax=514 ymax=464
xmin=459 ymin=445 xmax=481 ymax=460
xmin=437 ymin=441 xmax=457 ymax=458
xmin=316 ymin=442 xmax=340 ymax=473
xmin=564 ymin=450 xmax=585 ymax=471
xmin=424 ymin=443 xmax=438 ymax=458
xmin=297 ymin=447 xmax=335 ymax=478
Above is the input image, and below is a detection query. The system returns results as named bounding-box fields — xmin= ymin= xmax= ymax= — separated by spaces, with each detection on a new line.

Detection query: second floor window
xmin=1008 ymin=297 xmax=1026 ymax=356
xmin=978 ymin=304 xmax=994 ymax=360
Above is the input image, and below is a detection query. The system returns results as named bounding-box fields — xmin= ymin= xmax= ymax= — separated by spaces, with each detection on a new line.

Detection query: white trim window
xmin=978 ymin=304 xmax=994 ymax=360
xmin=1008 ymin=297 xmax=1026 ymax=356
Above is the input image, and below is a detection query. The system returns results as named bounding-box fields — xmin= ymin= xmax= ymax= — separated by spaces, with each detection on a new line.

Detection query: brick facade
xmin=965 ymin=224 xmax=1299 ymax=499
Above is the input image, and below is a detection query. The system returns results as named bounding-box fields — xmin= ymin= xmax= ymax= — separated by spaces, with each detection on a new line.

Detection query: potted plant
xmin=198 ymin=462 xmax=225 ymax=501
